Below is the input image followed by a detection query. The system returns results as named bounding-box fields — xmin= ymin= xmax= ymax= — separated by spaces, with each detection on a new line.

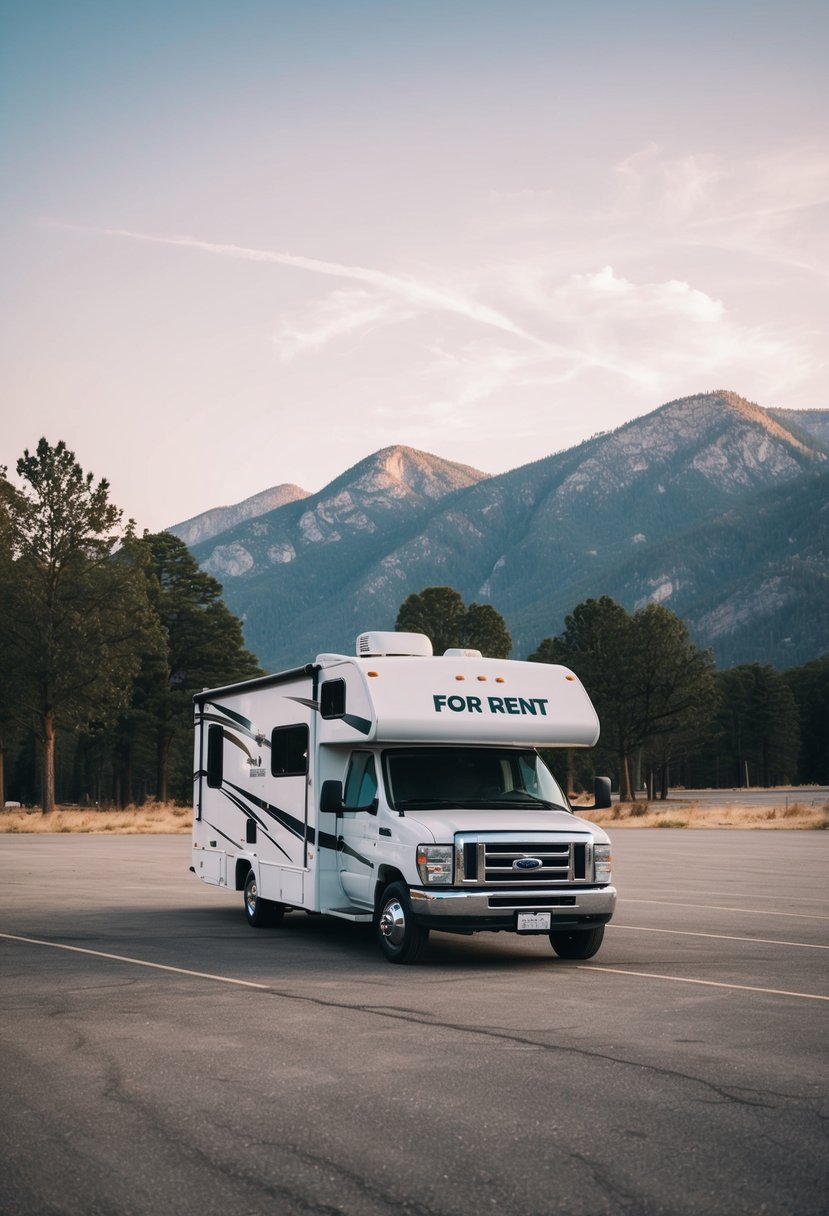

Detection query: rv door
xmin=336 ymin=751 xmax=378 ymax=905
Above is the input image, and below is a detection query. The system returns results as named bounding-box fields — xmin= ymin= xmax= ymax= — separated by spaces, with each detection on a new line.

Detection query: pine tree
xmin=396 ymin=586 xmax=512 ymax=658
xmin=530 ymin=597 xmax=717 ymax=801
xmin=0 ymin=441 xmax=162 ymax=812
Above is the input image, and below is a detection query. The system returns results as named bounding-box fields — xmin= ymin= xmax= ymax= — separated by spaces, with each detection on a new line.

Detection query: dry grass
xmin=0 ymin=803 xmax=191 ymax=833
xmin=2 ymin=796 xmax=828 ymax=833
xmin=577 ymin=797 xmax=829 ymax=830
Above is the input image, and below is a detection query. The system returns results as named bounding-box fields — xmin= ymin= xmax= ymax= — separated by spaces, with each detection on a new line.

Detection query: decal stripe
xmin=199 ymin=710 xmax=271 ymax=750
xmin=209 ymin=701 xmax=254 ymax=731
xmin=198 ymin=817 xmax=240 ymax=851
xmin=338 ymin=841 xmax=374 ymax=869
xmin=343 ymin=713 xmax=373 ymax=735
xmin=226 ymin=781 xmax=306 ymax=843
xmin=210 ymin=783 xmax=294 ymax=860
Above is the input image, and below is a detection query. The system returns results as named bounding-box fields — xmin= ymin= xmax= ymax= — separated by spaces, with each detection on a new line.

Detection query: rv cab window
xmin=343 ymin=751 xmax=378 ymax=809
xmin=271 ymin=724 xmax=309 ymax=776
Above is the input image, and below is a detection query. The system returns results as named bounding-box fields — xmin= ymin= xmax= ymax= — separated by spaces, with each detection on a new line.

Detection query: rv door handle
xmin=379 ymin=827 xmax=392 ymax=837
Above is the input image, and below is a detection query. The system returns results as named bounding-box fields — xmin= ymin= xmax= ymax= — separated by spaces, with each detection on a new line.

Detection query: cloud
xmin=58 ymin=221 xmax=546 ymax=347
xmin=56 ymin=143 xmax=826 ymax=448
xmin=271 ymin=288 xmax=412 ymax=360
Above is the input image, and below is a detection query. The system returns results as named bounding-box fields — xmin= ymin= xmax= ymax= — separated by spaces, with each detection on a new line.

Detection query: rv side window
xmin=343 ymin=751 xmax=377 ymax=809
xmin=271 ymin=724 xmax=308 ymax=776
xmin=320 ymin=679 xmax=346 ymax=719
xmin=206 ymin=724 xmax=223 ymax=788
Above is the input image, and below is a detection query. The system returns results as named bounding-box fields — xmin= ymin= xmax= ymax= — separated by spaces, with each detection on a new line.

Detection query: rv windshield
xmin=383 ymin=747 xmax=570 ymax=812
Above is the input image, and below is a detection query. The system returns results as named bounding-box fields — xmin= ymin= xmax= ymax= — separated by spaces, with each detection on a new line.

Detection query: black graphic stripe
xmin=217 ymin=787 xmax=294 ymax=863
xmin=226 ymin=781 xmax=307 ymax=843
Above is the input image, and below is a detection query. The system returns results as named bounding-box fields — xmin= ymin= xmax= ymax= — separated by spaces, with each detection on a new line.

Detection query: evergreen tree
xmin=530 ymin=597 xmax=717 ymax=800
xmin=784 ymin=655 xmax=829 ymax=783
xmin=713 ymin=664 xmax=800 ymax=787
xmin=460 ymin=602 xmax=512 ymax=659
xmin=0 ymin=440 xmax=162 ymax=811
xmin=121 ymin=532 xmax=262 ymax=803
xmin=396 ymin=586 xmax=511 ymax=658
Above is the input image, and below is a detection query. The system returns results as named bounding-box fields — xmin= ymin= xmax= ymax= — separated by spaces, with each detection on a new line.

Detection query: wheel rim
xmin=245 ymin=878 xmax=257 ymax=915
xmin=379 ymin=897 xmax=406 ymax=947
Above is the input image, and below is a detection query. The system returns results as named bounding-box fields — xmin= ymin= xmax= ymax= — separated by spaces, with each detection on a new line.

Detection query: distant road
xmin=664 ymin=786 xmax=828 ymax=809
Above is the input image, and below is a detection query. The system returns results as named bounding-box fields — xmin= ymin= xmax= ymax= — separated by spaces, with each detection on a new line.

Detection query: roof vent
xmin=443 ymin=648 xmax=483 ymax=659
xmin=356 ymin=631 xmax=433 ymax=658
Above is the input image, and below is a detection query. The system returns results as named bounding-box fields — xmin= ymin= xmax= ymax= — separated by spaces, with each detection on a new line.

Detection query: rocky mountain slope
xmin=168 ymin=483 xmax=309 ymax=547
xmin=768 ymin=408 xmax=829 ymax=451
xmin=185 ymin=392 xmax=828 ymax=672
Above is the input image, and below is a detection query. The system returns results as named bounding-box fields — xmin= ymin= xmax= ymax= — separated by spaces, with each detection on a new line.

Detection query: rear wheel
xmin=243 ymin=870 xmax=285 ymax=928
xmin=549 ymin=925 xmax=605 ymax=960
xmin=376 ymin=882 xmax=429 ymax=964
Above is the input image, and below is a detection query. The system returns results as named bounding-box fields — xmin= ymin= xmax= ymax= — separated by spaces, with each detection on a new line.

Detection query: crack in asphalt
xmin=244 ymin=984 xmax=783 ymax=1112
xmin=1 ymin=932 xmax=813 ymax=1116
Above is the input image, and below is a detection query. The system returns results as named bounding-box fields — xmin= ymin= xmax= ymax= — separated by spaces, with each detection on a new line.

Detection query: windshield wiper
xmin=394 ymin=796 xmax=570 ymax=812
xmin=394 ymin=798 xmax=457 ymax=810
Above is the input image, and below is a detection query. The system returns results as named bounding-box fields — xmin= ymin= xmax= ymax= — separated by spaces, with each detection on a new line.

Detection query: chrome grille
xmin=457 ymin=833 xmax=591 ymax=886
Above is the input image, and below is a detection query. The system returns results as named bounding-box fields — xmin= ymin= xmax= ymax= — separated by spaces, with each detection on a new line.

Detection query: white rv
xmin=191 ymin=631 xmax=615 ymax=964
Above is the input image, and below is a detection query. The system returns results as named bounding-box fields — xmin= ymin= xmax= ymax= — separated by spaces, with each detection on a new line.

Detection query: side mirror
xmin=320 ymin=779 xmax=344 ymax=814
xmin=590 ymin=777 xmax=612 ymax=810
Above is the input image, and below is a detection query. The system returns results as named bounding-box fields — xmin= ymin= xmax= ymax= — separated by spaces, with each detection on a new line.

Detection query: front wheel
xmin=549 ymin=925 xmax=605 ymax=960
xmin=376 ymin=882 xmax=429 ymax=964
xmin=243 ymin=870 xmax=285 ymax=928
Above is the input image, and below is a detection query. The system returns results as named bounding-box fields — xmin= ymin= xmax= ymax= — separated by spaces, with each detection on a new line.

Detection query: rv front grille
xmin=456 ymin=834 xmax=591 ymax=886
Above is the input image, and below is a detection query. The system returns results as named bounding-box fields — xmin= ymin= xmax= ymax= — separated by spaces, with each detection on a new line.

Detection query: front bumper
xmin=408 ymin=884 xmax=616 ymax=933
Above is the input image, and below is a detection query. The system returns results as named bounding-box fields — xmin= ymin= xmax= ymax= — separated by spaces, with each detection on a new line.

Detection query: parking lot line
xmin=610 ymin=924 xmax=829 ymax=949
xmin=0 ymin=932 xmax=271 ymax=989
xmin=622 ymin=898 xmax=829 ymax=920
xmin=581 ymin=964 xmax=829 ymax=1001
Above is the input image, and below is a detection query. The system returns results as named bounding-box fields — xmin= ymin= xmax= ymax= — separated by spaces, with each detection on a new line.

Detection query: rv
xmin=191 ymin=631 xmax=615 ymax=964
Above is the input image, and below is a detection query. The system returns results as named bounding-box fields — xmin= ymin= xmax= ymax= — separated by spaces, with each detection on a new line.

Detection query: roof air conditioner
xmin=356 ymin=631 xmax=433 ymax=658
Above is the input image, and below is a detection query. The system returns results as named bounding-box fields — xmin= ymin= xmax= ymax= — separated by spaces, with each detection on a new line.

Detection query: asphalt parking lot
xmin=1 ymin=831 xmax=826 ymax=1216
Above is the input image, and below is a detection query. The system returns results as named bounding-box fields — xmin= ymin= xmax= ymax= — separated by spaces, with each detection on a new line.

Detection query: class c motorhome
xmin=192 ymin=631 xmax=615 ymax=963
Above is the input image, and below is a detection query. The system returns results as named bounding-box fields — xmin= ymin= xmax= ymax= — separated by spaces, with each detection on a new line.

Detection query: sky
xmin=1 ymin=0 xmax=827 ymax=532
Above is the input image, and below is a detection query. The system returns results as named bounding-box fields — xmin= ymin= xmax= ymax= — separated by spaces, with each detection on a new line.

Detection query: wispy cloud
xmin=56 ymin=221 xmax=546 ymax=347
xmin=271 ymin=289 xmax=412 ymax=360
xmin=55 ymin=144 xmax=826 ymax=449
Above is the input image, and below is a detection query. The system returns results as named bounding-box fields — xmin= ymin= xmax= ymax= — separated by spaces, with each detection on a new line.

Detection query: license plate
xmin=517 ymin=912 xmax=551 ymax=932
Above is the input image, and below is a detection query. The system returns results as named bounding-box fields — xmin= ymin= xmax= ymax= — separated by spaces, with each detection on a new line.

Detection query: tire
xmin=243 ymin=870 xmax=285 ymax=929
xmin=549 ymin=925 xmax=605 ymax=960
xmin=376 ymin=882 xmax=429 ymax=964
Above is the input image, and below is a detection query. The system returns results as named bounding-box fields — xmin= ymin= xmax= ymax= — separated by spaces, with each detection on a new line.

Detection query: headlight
xmin=416 ymin=844 xmax=454 ymax=885
xmin=594 ymin=843 xmax=611 ymax=883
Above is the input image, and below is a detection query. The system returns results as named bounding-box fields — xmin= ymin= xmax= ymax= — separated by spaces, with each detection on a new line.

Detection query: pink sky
xmin=2 ymin=0 xmax=827 ymax=531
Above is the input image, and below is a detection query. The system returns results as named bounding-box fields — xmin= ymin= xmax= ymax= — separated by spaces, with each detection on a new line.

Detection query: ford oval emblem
xmin=513 ymin=857 xmax=543 ymax=870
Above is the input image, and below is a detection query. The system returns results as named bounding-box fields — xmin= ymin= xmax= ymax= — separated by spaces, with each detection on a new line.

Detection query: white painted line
xmin=580 ymin=965 xmax=829 ymax=1001
xmin=0 ymin=932 xmax=271 ymax=989
xmin=621 ymin=899 xmax=829 ymax=920
xmin=610 ymin=924 xmax=829 ymax=949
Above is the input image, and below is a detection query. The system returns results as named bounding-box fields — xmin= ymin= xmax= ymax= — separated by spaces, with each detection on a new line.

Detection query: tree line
xmin=0 ymin=441 xmax=260 ymax=812
xmin=1 ymin=441 xmax=825 ymax=811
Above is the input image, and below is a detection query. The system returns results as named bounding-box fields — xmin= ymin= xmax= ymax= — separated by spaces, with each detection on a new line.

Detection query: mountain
xmin=189 ymin=446 xmax=489 ymax=661
xmin=187 ymin=393 xmax=828 ymax=672
xmin=768 ymin=408 xmax=829 ymax=452
xmin=168 ymin=483 xmax=310 ymax=547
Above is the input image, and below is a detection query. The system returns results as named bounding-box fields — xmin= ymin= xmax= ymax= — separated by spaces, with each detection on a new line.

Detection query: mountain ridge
xmin=180 ymin=392 xmax=828 ymax=672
